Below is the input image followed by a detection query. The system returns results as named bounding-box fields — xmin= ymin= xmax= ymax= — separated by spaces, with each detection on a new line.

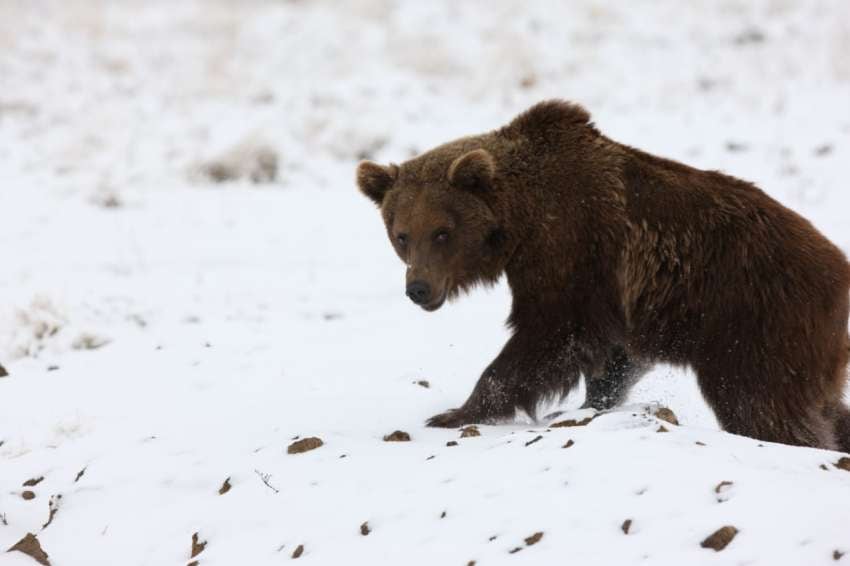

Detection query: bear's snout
xmin=406 ymin=280 xmax=432 ymax=305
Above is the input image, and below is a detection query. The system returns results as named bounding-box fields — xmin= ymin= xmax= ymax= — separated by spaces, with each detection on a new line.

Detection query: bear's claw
xmin=426 ymin=408 xmax=473 ymax=428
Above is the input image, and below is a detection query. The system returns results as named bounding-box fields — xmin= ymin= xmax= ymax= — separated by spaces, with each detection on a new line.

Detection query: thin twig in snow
xmin=254 ymin=469 xmax=280 ymax=494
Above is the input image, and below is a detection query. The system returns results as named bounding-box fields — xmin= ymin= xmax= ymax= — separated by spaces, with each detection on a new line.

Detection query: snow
xmin=1 ymin=1 xmax=850 ymax=564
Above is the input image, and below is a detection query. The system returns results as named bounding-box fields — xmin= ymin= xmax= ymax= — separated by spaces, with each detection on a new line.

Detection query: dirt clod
xmin=383 ymin=431 xmax=411 ymax=442
xmin=695 ymin=441 xmax=707 ymax=446
xmin=446 ymin=441 xmax=458 ymax=447
xmin=440 ymin=511 xmax=447 ymax=519
xmin=288 ymin=437 xmax=324 ymax=454
xmin=657 ymin=425 xmax=669 ymax=433
xmin=7 ymin=533 xmax=50 ymax=565
xmin=24 ymin=476 xmax=44 ymax=488
xmin=509 ymin=546 xmax=523 ymax=554
xmin=22 ymin=491 xmax=35 ymax=500
xmin=621 ymin=519 xmax=632 ymax=534
xmin=460 ymin=426 xmax=480 ymax=438
xmin=0 ymin=364 xmax=7 ymax=377
xmin=654 ymin=407 xmax=679 ymax=425
xmin=835 ymin=457 xmax=850 ymax=472
xmin=524 ymin=532 xmax=543 ymax=546
xmin=815 ymin=144 xmax=833 ymax=157
xmin=525 ymin=435 xmax=543 ymax=447
xmin=190 ymin=532 xmax=207 ymax=558
xmin=414 ymin=380 xmax=430 ymax=388
xmin=714 ymin=480 xmax=733 ymax=494
xmin=562 ymin=439 xmax=575 ymax=449
xmin=700 ymin=526 xmax=738 ymax=551
xmin=218 ymin=477 xmax=232 ymax=495
xmin=834 ymin=549 xmax=845 ymax=560
xmin=74 ymin=468 xmax=86 ymax=482
xmin=360 ymin=521 xmax=370 ymax=536
xmin=551 ymin=416 xmax=594 ymax=428
xmin=292 ymin=544 xmax=304 ymax=559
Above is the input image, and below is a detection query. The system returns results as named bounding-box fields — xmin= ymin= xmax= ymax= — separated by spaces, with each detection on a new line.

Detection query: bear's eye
xmin=396 ymin=233 xmax=408 ymax=246
xmin=434 ymin=229 xmax=450 ymax=244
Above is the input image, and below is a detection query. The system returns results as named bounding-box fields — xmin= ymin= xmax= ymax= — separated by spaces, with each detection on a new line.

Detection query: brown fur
xmin=356 ymin=100 xmax=850 ymax=451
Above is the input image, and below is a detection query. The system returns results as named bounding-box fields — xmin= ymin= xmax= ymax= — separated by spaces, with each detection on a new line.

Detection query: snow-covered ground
xmin=2 ymin=1 xmax=850 ymax=564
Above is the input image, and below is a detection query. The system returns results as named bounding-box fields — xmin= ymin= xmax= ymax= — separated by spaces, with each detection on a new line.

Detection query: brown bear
xmin=356 ymin=100 xmax=850 ymax=451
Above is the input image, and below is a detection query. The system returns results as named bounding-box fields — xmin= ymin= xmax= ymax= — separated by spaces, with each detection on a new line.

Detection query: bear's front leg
xmin=581 ymin=346 xmax=649 ymax=411
xmin=427 ymin=326 xmax=583 ymax=427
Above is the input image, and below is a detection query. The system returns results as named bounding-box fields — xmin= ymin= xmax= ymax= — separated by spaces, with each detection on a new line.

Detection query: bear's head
xmin=357 ymin=145 xmax=509 ymax=311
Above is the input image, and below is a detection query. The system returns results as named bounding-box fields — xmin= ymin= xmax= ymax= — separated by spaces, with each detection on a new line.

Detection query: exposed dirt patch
xmin=657 ymin=425 xmax=669 ymax=433
xmin=22 ymin=491 xmax=35 ymax=500
xmin=292 ymin=544 xmax=304 ymax=558
xmin=714 ymin=481 xmax=734 ymax=494
xmin=446 ymin=441 xmax=458 ymax=447
xmin=700 ymin=526 xmax=738 ymax=551
xmin=835 ymin=457 xmax=850 ymax=472
xmin=71 ymin=332 xmax=110 ymax=350
xmin=551 ymin=416 xmax=594 ymax=428
xmin=414 ymin=380 xmax=430 ymax=388
xmin=196 ymin=139 xmax=279 ymax=185
xmin=621 ymin=519 xmax=632 ymax=534
xmin=834 ymin=549 xmax=845 ymax=560
xmin=562 ymin=439 xmax=575 ymax=449
xmin=218 ymin=477 xmax=232 ymax=495
xmin=42 ymin=494 xmax=61 ymax=529
xmin=360 ymin=521 xmax=371 ymax=536
xmin=0 ymin=364 xmax=7 ymax=377
xmin=383 ymin=431 xmax=411 ymax=442
xmin=7 ymin=533 xmax=50 ymax=565
xmin=460 ymin=425 xmax=480 ymax=438
xmin=524 ymin=532 xmax=543 ymax=546
xmin=654 ymin=407 xmax=679 ymax=425
xmin=23 ymin=476 xmax=44 ymax=487
xmin=190 ymin=532 xmax=207 ymax=558
xmin=732 ymin=27 xmax=766 ymax=45
xmin=288 ymin=437 xmax=324 ymax=454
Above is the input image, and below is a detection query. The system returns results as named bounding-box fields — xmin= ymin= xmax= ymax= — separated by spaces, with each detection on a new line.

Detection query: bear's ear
xmin=448 ymin=149 xmax=495 ymax=191
xmin=356 ymin=161 xmax=398 ymax=206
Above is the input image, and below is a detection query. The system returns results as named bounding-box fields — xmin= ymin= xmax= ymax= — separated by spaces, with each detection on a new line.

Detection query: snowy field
xmin=2 ymin=1 xmax=850 ymax=564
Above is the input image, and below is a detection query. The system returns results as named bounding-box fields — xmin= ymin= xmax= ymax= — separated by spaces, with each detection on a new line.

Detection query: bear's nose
xmin=406 ymin=280 xmax=431 ymax=305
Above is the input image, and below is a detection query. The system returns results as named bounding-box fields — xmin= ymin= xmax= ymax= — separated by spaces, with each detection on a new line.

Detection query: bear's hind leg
xmin=582 ymin=346 xmax=648 ymax=411
xmin=824 ymin=402 xmax=850 ymax=454
xmin=696 ymin=363 xmax=837 ymax=449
